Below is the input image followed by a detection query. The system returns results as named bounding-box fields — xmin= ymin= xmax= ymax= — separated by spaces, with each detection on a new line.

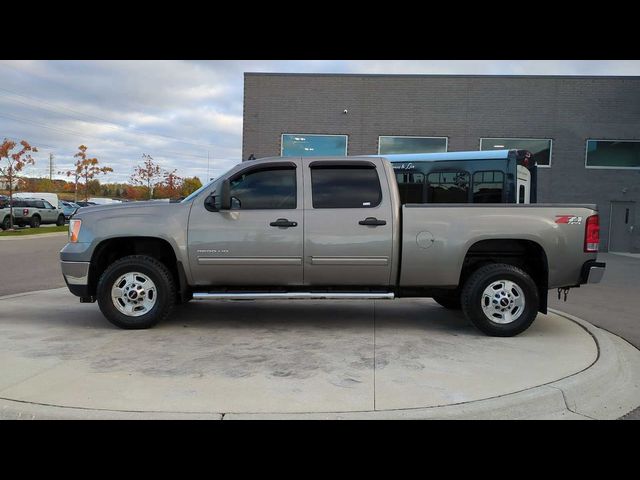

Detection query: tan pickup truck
xmin=60 ymin=155 xmax=605 ymax=336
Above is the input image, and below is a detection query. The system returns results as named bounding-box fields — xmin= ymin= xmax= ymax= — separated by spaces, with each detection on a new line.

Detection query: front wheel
xmin=56 ymin=214 xmax=65 ymax=226
xmin=461 ymin=263 xmax=539 ymax=337
xmin=97 ymin=255 xmax=176 ymax=329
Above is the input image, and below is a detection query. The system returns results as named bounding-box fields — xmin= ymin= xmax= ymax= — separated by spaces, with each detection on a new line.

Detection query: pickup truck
xmin=60 ymin=155 xmax=605 ymax=336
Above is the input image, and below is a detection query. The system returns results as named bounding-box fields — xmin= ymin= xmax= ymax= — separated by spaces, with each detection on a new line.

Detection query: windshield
xmin=181 ymin=165 xmax=235 ymax=203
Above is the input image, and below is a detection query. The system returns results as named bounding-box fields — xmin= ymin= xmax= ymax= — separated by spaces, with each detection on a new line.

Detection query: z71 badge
xmin=555 ymin=215 xmax=583 ymax=225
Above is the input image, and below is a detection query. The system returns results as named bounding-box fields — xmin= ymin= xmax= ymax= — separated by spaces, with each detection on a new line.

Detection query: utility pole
xmin=49 ymin=153 xmax=54 ymax=181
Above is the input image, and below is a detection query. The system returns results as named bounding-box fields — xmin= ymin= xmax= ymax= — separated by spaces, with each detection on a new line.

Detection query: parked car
xmin=60 ymin=155 xmax=605 ymax=336
xmin=59 ymin=201 xmax=80 ymax=220
xmin=75 ymin=201 xmax=97 ymax=208
xmin=14 ymin=192 xmax=60 ymax=209
xmin=11 ymin=197 xmax=65 ymax=228
xmin=0 ymin=196 xmax=11 ymax=230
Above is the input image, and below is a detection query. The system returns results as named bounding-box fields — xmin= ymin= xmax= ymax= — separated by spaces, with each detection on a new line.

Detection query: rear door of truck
xmin=303 ymin=158 xmax=395 ymax=286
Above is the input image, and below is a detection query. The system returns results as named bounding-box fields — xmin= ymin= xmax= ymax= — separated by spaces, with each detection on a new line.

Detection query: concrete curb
xmin=0 ymin=231 xmax=67 ymax=241
xmin=0 ymin=308 xmax=638 ymax=420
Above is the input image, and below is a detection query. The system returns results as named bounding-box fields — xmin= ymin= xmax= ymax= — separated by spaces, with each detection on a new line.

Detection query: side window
xmin=427 ymin=171 xmax=470 ymax=203
xmin=311 ymin=166 xmax=382 ymax=208
xmin=473 ymin=171 xmax=504 ymax=203
xmin=518 ymin=185 xmax=526 ymax=204
xmin=43 ymin=200 xmax=54 ymax=209
xmin=229 ymin=167 xmax=296 ymax=210
xmin=34 ymin=201 xmax=46 ymax=209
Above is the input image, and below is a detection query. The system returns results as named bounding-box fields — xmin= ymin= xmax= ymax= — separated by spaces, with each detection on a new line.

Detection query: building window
xmin=378 ymin=136 xmax=447 ymax=155
xmin=229 ymin=167 xmax=297 ymax=209
xmin=311 ymin=165 xmax=382 ymax=209
xmin=585 ymin=140 xmax=640 ymax=169
xmin=480 ymin=138 xmax=552 ymax=167
xmin=473 ymin=171 xmax=504 ymax=203
xmin=427 ymin=171 xmax=470 ymax=203
xmin=281 ymin=134 xmax=347 ymax=157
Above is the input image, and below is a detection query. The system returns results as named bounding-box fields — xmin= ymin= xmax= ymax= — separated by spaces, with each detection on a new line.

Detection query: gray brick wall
xmin=243 ymin=73 xmax=640 ymax=252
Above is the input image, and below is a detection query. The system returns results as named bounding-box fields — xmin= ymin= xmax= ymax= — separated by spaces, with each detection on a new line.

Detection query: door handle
xmin=270 ymin=218 xmax=298 ymax=228
xmin=359 ymin=217 xmax=387 ymax=226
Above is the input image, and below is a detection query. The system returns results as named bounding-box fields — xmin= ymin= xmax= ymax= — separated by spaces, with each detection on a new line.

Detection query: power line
xmin=0 ymin=111 xmax=211 ymax=160
xmin=0 ymin=84 xmax=217 ymax=149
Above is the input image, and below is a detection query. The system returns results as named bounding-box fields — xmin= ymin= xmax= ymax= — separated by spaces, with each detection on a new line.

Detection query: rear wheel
xmin=97 ymin=255 xmax=176 ymax=329
xmin=1 ymin=215 xmax=10 ymax=230
xmin=461 ymin=263 xmax=539 ymax=337
xmin=30 ymin=215 xmax=41 ymax=228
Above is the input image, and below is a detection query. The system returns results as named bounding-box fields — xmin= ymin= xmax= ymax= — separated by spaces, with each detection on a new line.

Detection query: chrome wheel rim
xmin=481 ymin=279 xmax=525 ymax=324
xmin=111 ymin=272 xmax=157 ymax=317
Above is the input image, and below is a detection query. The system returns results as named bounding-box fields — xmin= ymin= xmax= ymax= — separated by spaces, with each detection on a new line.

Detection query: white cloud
xmin=1 ymin=60 xmax=639 ymax=183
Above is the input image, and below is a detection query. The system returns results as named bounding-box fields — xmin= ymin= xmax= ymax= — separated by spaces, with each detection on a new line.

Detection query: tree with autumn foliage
xmin=153 ymin=169 xmax=183 ymax=199
xmin=0 ymin=139 xmax=38 ymax=230
xmin=131 ymin=154 xmax=163 ymax=200
xmin=63 ymin=145 xmax=113 ymax=202
xmin=181 ymin=176 xmax=202 ymax=197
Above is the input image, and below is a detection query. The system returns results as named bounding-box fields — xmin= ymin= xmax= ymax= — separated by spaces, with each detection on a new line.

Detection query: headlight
xmin=69 ymin=219 xmax=82 ymax=243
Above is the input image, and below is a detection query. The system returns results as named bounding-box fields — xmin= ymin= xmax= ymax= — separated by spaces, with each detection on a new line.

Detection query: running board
xmin=192 ymin=292 xmax=395 ymax=301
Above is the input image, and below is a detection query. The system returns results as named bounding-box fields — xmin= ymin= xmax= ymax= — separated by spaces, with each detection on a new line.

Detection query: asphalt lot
xmin=1 ymin=234 xmax=638 ymax=418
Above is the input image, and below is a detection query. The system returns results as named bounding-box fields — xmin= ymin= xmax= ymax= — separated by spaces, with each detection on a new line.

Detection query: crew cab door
xmin=187 ymin=160 xmax=304 ymax=286
xmin=303 ymin=159 xmax=394 ymax=286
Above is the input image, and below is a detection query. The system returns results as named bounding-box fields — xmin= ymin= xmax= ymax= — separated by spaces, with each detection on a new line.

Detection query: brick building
xmin=242 ymin=73 xmax=640 ymax=252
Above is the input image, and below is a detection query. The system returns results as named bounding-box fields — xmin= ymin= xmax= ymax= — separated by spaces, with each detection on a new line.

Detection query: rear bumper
xmin=580 ymin=260 xmax=606 ymax=284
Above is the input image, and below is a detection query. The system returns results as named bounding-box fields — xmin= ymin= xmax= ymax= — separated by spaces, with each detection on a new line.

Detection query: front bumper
xmin=61 ymin=260 xmax=90 ymax=297
xmin=580 ymin=260 xmax=606 ymax=284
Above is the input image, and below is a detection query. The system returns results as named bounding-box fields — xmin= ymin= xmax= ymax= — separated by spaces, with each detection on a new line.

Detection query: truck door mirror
xmin=220 ymin=179 xmax=231 ymax=210
xmin=204 ymin=194 xmax=220 ymax=212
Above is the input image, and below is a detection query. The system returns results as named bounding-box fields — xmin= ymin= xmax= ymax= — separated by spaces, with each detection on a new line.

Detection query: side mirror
xmin=204 ymin=194 xmax=220 ymax=212
xmin=220 ymin=179 xmax=231 ymax=210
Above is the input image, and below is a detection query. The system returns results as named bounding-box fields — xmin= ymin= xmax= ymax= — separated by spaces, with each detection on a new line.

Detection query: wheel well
xmin=89 ymin=237 xmax=184 ymax=301
xmin=461 ymin=239 xmax=549 ymax=314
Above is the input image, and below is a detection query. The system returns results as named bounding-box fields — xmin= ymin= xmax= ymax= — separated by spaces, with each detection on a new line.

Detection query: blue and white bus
xmin=372 ymin=149 xmax=537 ymax=205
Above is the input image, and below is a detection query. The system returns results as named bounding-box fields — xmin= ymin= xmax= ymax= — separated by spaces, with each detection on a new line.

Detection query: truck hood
xmin=73 ymin=200 xmax=181 ymax=220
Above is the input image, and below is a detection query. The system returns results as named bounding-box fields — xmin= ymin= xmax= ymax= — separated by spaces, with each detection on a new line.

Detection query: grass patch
xmin=0 ymin=225 xmax=68 ymax=237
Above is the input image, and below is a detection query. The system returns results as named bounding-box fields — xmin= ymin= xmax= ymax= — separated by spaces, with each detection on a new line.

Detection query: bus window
xmin=472 ymin=171 xmax=504 ymax=203
xmin=395 ymin=172 xmax=425 ymax=204
xmin=519 ymin=185 xmax=526 ymax=204
xmin=427 ymin=171 xmax=470 ymax=203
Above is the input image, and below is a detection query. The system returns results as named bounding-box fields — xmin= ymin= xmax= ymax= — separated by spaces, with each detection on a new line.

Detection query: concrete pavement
xmin=1 ymin=288 xmax=639 ymax=419
xmin=0 ymin=233 xmax=67 ymax=296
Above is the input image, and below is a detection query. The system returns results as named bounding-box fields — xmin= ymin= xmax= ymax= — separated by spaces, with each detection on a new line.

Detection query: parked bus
xmin=372 ymin=149 xmax=537 ymax=205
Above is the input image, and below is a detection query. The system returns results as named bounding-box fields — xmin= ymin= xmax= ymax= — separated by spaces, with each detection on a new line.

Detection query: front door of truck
xmin=303 ymin=159 xmax=394 ymax=286
xmin=188 ymin=160 xmax=304 ymax=286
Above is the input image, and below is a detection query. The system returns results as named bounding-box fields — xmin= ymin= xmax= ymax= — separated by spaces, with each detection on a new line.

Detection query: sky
xmin=1 ymin=60 xmax=639 ymax=184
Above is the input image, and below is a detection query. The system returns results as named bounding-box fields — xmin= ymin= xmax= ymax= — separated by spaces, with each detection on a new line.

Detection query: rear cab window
xmin=310 ymin=165 xmax=382 ymax=208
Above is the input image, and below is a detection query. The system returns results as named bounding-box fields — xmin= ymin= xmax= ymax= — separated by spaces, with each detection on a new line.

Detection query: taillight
xmin=23 ymin=208 xmax=28 ymax=216
xmin=584 ymin=214 xmax=599 ymax=253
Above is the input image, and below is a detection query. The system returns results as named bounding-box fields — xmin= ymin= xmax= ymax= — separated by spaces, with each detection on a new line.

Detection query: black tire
xmin=56 ymin=214 xmax=65 ymax=226
xmin=97 ymin=255 xmax=176 ymax=329
xmin=461 ymin=263 xmax=539 ymax=337
xmin=432 ymin=294 xmax=462 ymax=310
xmin=30 ymin=215 xmax=41 ymax=228
xmin=1 ymin=215 xmax=10 ymax=230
